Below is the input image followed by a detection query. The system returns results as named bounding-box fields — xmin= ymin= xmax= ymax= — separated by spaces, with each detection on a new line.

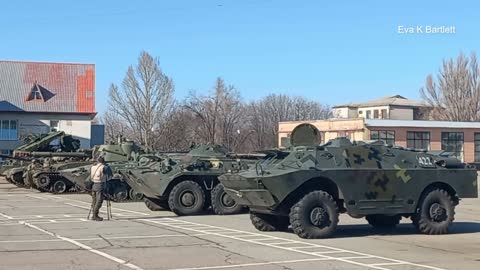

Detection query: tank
xmin=218 ymin=123 xmax=479 ymax=239
xmin=0 ymin=131 xmax=80 ymax=187
xmin=27 ymin=154 xmax=92 ymax=193
xmin=55 ymin=137 xmax=148 ymax=201
xmin=119 ymin=144 xmax=264 ymax=216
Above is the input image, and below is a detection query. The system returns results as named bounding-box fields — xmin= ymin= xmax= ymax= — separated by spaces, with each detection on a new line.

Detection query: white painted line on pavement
xmin=0 ymin=212 xmax=13 ymax=219
xmin=167 ymin=258 xmax=333 ymax=270
xmin=143 ymin=218 xmax=447 ymax=270
xmin=0 ymin=222 xmax=22 ymax=226
xmin=0 ymin=192 xmax=32 ymax=195
xmin=19 ymin=221 xmax=144 ymax=270
xmin=26 ymin=195 xmax=48 ymax=200
xmin=314 ymin=251 xmax=345 ymax=254
xmin=0 ymin=233 xmax=210 ymax=243
xmin=0 ymin=205 xmax=72 ymax=209
xmin=64 ymin=201 xmax=150 ymax=216
xmin=0 ymin=239 xmax=63 ymax=243
xmin=371 ymin=262 xmax=404 ymax=266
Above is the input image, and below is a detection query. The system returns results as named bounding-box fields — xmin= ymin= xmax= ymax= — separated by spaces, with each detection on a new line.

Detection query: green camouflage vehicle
xmin=119 ymin=144 xmax=264 ymax=216
xmin=27 ymin=153 xmax=91 ymax=193
xmin=56 ymin=137 xmax=147 ymax=201
xmin=219 ymin=123 xmax=478 ymax=239
xmin=0 ymin=130 xmax=80 ymax=187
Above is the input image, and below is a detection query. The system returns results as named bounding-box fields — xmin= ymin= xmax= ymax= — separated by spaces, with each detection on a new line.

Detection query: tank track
xmin=30 ymin=173 xmax=142 ymax=202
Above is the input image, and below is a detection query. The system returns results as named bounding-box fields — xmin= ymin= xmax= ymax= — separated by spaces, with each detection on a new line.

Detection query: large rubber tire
xmin=144 ymin=197 xmax=169 ymax=211
xmin=52 ymin=179 xmax=68 ymax=194
xmin=289 ymin=190 xmax=339 ymax=239
xmin=250 ymin=212 xmax=290 ymax=232
xmin=168 ymin=181 xmax=206 ymax=216
xmin=412 ymin=188 xmax=455 ymax=235
xmin=211 ymin=184 xmax=243 ymax=215
xmin=129 ymin=188 xmax=144 ymax=201
xmin=366 ymin=215 xmax=401 ymax=229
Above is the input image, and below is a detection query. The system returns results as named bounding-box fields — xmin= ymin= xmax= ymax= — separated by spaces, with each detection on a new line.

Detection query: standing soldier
xmin=23 ymin=159 xmax=40 ymax=189
xmin=90 ymin=156 xmax=111 ymax=221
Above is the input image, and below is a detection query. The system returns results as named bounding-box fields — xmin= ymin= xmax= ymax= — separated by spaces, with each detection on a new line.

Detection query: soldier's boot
xmin=92 ymin=210 xmax=103 ymax=221
xmin=92 ymin=215 xmax=104 ymax=221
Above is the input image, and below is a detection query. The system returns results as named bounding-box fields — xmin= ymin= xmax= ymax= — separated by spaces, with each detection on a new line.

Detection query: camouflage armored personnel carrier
xmin=219 ymin=123 xmax=478 ymax=239
xmin=56 ymin=137 xmax=147 ymax=201
xmin=119 ymin=144 xmax=264 ymax=216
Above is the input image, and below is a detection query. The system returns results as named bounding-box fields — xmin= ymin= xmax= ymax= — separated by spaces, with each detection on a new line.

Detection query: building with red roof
xmin=0 ymin=60 xmax=103 ymax=153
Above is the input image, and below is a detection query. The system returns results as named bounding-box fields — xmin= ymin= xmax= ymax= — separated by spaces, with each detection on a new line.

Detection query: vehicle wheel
xmin=289 ymin=190 xmax=339 ymax=239
xmin=366 ymin=214 xmax=401 ymax=229
xmin=128 ymin=188 xmax=144 ymax=201
xmin=250 ymin=212 xmax=289 ymax=232
xmin=112 ymin=184 xmax=129 ymax=202
xmin=12 ymin=172 xmax=24 ymax=186
xmin=211 ymin=184 xmax=243 ymax=215
xmin=168 ymin=181 xmax=205 ymax=216
xmin=412 ymin=188 xmax=455 ymax=235
xmin=35 ymin=176 xmax=51 ymax=189
xmin=52 ymin=179 xmax=68 ymax=194
xmin=144 ymin=197 xmax=169 ymax=211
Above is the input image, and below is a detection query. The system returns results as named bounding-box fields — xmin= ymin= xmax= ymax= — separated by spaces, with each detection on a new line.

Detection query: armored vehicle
xmin=0 ymin=131 xmax=80 ymax=187
xmin=27 ymin=153 xmax=91 ymax=193
xmin=219 ymin=123 xmax=478 ymax=239
xmin=56 ymin=137 xmax=147 ymax=201
xmin=120 ymin=144 xmax=263 ymax=216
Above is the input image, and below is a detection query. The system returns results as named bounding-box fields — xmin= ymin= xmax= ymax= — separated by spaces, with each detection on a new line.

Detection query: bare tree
xmin=247 ymin=94 xmax=331 ymax=150
xmin=153 ymin=105 xmax=198 ymax=152
xmin=420 ymin=52 xmax=480 ymax=121
xmin=184 ymin=77 xmax=247 ymax=151
xmin=108 ymin=51 xmax=174 ymax=150
xmin=99 ymin=110 xmax=131 ymax=143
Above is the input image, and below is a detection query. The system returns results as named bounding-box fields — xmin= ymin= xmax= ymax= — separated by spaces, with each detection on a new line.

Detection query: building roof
xmin=333 ymin=95 xmax=431 ymax=109
xmin=365 ymin=119 xmax=480 ymax=129
xmin=0 ymin=61 xmax=95 ymax=113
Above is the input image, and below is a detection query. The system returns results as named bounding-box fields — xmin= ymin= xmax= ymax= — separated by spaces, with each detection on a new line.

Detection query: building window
xmin=366 ymin=110 xmax=371 ymax=119
xmin=27 ymin=83 xmax=43 ymax=101
xmin=381 ymin=109 xmax=388 ymax=119
xmin=441 ymin=132 xmax=464 ymax=161
xmin=337 ymin=131 xmax=352 ymax=140
xmin=358 ymin=111 xmax=363 ymax=115
xmin=370 ymin=130 xmax=395 ymax=145
xmin=280 ymin=133 xmax=291 ymax=148
xmin=373 ymin=110 xmax=379 ymax=119
xmin=0 ymin=120 xmax=18 ymax=141
xmin=407 ymin=132 xmax=430 ymax=150
xmin=50 ymin=120 xmax=59 ymax=131
xmin=474 ymin=133 xmax=480 ymax=162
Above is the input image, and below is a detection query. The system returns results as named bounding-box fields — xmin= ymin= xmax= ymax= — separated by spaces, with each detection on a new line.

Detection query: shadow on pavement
xmin=327 ymin=222 xmax=480 ymax=238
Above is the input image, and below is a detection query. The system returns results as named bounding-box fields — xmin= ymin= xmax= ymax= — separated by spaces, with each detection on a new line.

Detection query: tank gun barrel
xmin=30 ymin=152 xmax=89 ymax=158
xmin=0 ymin=154 xmax=32 ymax=161
xmin=14 ymin=130 xmax=65 ymax=152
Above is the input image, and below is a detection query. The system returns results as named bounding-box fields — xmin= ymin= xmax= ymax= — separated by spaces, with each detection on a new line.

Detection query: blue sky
xmin=1 ymin=0 xmax=478 ymax=114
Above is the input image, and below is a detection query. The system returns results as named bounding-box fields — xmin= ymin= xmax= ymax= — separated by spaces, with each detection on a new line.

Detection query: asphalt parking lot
xmin=0 ymin=178 xmax=479 ymax=270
